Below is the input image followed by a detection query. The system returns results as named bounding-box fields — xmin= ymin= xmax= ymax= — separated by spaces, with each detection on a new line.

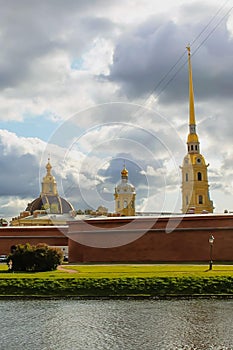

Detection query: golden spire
xmin=187 ymin=45 xmax=196 ymax=129
xmin=186 ymin=46 xmax=199 ymax=150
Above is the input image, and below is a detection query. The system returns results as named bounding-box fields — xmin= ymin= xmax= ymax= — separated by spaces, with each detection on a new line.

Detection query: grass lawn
xmin=1 ymin=263 xmax=233 ymax=279
xmin=58 ymin=264 xmax=233 ymax=278
xmin=0 ymin=264 xmax=233 ymax=296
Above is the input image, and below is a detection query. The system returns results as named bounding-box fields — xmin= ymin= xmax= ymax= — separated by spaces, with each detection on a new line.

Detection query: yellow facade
xmin=41 ymin=159 xmax=58 ymax=196
xmin=114 ymin=166 xmax=136 ymax=216
xmin=10 ymin=211 xmax=68 ymax=226
xmin=181 ymin=47 xmax=214 ymax=214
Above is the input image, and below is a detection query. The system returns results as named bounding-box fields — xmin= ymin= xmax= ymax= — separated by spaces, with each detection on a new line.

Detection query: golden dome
xmin=121 ymin=166 xmax=128 ymax=177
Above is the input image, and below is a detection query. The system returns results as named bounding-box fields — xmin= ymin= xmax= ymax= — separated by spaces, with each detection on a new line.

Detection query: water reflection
xmin=0 ymin=299 xmax=232 ymax=350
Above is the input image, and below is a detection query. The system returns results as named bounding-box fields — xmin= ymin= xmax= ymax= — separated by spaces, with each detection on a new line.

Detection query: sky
xmin=0 ymin=0 xmax=232 ymax=219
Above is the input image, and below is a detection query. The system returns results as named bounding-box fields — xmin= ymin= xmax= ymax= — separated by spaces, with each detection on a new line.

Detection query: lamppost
xmin=209 ymin=235 xmax=214 ymax=270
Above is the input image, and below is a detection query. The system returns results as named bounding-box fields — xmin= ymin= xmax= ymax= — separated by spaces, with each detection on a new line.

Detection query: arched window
xmin=197 ymin=172 xmax=202 ymax=181
xmin=191 ymin=145 xmax=194 ymax=151
xmin=195 ymin=145 xmax=198 ymax=150
xmin=198 ymin=195 xmax=203 ymax=204
xmin=185 ymin=173 xmax=188 ymax=181
xmin=124 ymin=200 xmax=127 ymax=208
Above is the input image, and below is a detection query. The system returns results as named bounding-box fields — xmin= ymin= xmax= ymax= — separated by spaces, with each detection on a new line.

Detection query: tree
xmin=7 ymin=243 xmax=63 ymax=272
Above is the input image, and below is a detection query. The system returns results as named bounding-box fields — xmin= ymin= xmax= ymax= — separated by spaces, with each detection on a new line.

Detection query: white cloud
xmin=79 ymin=38 xmax=114 ymax=75
xmin=0 ymin=196 xmax=31 ymax=220
xmin=0 ymin=129 xmax=44 ymax=157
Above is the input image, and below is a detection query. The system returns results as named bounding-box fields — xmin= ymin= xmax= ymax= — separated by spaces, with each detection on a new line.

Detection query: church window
xmin=195 ymin=145 xmax=198 ymax=150
xmin=124 ymin=200 xmax=127 ymax=208
xmin=197 ymin=172 xmax=202 ymax=181
xmin=185 ymin=173 xmax=188 ymax=181
xmin=191 ymin=145 xmax=194 ymax=151
xmin=198 ymin=195 xmax=203 ymax=204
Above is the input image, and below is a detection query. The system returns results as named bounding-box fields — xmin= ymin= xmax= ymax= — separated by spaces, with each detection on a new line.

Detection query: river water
xmin=0 ymin=298 xmax=233 ymax=350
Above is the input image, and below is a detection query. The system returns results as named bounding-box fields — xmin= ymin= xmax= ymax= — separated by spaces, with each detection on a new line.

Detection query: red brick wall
xmin=68 ymin=215 xmax=233 ymax=263
xmin=0 ymin=226 xmax=68 ymax=254
xmin=1 ymin=216 xmax=233 ymax=263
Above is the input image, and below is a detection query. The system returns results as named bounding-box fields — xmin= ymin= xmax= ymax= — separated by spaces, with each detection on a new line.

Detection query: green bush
xmin=7 ymin=243 xmax=63 ymax=272
xmin=0 ymin=276 xmax=233 ymax=296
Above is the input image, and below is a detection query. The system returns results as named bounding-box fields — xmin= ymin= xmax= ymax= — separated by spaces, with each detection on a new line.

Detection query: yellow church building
xmin=114 ymin=165 xmax=136 ymax=216
xmin=181 ymin=47 xmax=214 ymax=214
xmin=11 ymin=159 xmax=75 ymax=226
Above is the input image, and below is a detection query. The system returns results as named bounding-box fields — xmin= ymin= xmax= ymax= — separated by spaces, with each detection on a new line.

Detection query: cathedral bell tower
xmin=181 ymin=47 xmax=214 ymax=214
xmin=41 ymin=158 xmax=58 ymax=196
xmin=114 ymin=165 xmax=136 ymax=216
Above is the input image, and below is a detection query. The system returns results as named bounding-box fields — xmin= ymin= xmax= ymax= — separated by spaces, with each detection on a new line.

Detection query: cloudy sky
xmin=0 ymin=0 xmax=232 ymax=219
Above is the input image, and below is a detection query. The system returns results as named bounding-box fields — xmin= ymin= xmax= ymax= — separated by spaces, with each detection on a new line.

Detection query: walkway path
xmin=57 ymin=265 xmax=78 ymax=273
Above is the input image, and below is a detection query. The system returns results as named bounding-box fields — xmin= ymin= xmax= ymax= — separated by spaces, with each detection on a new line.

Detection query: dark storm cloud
xmin=0 ymin=0 xmax=117 ymax=89
xmin=96 ymin=156 xmax=149 ymax=207
xmin=0 ymin=150 xmax=39 ymax=197
xmin=80 ymin=16 xmax=116 ymax=35
xmin=106 ymin=4 xmax=233 ymax=104
xmin=98 ymin=156 xmax=147 ymax=187
xmin=61 ymin=174 xmax=92 ymax=210
xmin=96 ymin=154 xmax=178 ymax=201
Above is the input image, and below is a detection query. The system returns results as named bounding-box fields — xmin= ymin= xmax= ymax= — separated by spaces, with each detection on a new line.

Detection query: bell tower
xmin=114 ymin=165 xmax=136 ymax=216
xmin=181 ymin=47 xmax=214 ymax=214
xmin=41 ymin=158 xmax=58 ymax=196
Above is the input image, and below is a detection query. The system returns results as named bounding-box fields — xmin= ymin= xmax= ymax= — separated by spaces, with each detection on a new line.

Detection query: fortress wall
xmin=0 ymin=216 xmax=233 ymax=263
xmin=68 ymin=215 xmax=233 ymax=263
xmin=0 ymin=226 xmax=68 ymax=254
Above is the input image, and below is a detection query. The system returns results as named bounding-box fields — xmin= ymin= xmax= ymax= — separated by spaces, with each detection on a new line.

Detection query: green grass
xmin=59 ymin=264 xmax=233 ymax=278
xmin=1 ymin=263 xmax=233 ymax=279
xmin=0 ymin=264 xmax=233 ymax=297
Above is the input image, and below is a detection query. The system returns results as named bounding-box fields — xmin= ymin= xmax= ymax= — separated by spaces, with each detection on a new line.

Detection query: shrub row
xmin=0 ymin=276 xmax=232 ymax=296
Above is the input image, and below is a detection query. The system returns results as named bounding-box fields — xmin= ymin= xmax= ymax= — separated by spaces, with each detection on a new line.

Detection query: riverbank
xmin=0 ymin=264 xmax=233 ymax=297
xmin=0 ymin=275 xmax=233 ymax=297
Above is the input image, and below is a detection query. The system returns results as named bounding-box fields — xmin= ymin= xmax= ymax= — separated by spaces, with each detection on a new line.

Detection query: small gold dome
xmin=121 ymin=167 xmax=128 ymax=177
